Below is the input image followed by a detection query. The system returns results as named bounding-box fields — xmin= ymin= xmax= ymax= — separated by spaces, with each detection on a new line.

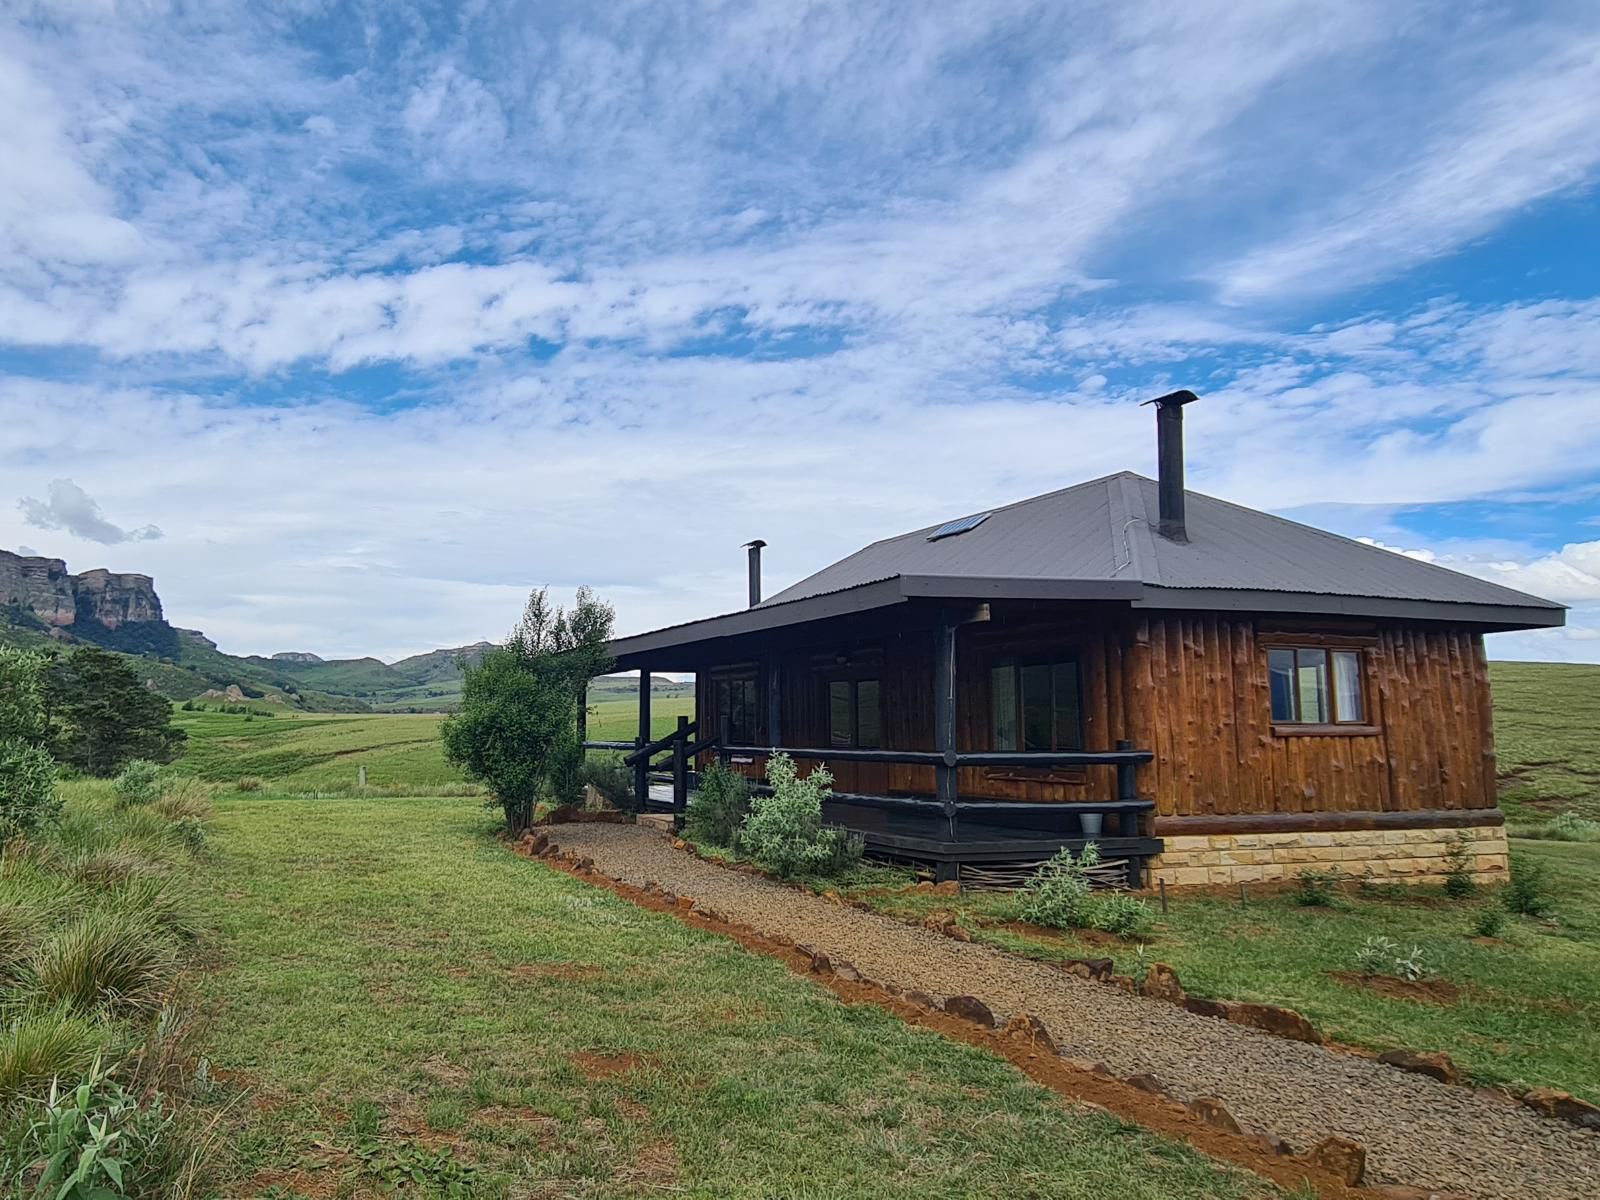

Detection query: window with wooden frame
xmin=1268 ymin=647 xmax=1365 ymax=726
xmin=990 ymin=655 xmax=1082 ymax=752
xmin=710 ymin=671 xmax=759 ymax=744
xmin=827 ymin=678 xmax=881 ymax=748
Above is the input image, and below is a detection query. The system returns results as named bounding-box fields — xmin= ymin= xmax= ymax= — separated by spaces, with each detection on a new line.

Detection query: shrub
xmin=1291 ymin=867 xmax=1340 ymax=907
xmin=113 ymin=760 xmax=164 ymax=809
xmin=1472 ymin=905 xmax=1507 ymax=938
xmin=0 ymin=741 xmax=59 ymax=845
xmin=1442 ymin=829 xmax=1475 ymax=898
xmin=0 ymin=1006 xmax=102 ymax=1098
xmin=1089 ymin=891 xmax=1155 ymax=937
xmin=1018 ymin=843 xmax=1098 ymax=930
xmin=1546 ymin=811 xmax=1600 ymax=843
xmin=30 ymin=911 xmax=179 ymax=1014
xmin=1353 ymin=934 xmax=1396 ymax=975
xmin=738 ymin=753 xmax=860 ymax=878
xmin=17 ymin=1054 xmax=197 ymax=1199
xmin=580 ymin=755 xmax=637 ymax=814
xmin=1352 ymin=934 xmax=1428 ymax=980
xmin=684 ymin=760 xmax=750 ymax=847
xmin=1504 ymin=855 xmax=1551 ymax=917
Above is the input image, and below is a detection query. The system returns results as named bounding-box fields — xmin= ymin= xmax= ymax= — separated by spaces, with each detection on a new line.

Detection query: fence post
xmin=673 ymin=715 xmax=690 ymax=814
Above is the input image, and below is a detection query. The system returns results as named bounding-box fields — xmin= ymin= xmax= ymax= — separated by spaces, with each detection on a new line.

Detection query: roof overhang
xmin=608 ymin=574 xmax=1566 ymax=667
xmin=1135 ymin=586 xmax=1567 ymax=631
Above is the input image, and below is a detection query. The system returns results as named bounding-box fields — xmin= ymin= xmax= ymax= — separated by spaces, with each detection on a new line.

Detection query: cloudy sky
xmin=1 ymin=1 xmax=1597 ymax=662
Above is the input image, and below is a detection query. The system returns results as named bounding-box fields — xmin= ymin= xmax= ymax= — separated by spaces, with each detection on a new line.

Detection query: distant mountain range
xmin=0 ymin=548 xmax=686 ymax=712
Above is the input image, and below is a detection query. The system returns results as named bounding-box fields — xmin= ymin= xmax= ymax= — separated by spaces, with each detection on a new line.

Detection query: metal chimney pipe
xmin=744 ymin=540 xmax=766 ymax=607
xmin=1146 ymin=389 xmax=1199 ymax=542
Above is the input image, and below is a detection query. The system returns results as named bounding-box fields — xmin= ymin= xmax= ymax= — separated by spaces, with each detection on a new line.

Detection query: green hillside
xmin=1489 ymin=660 xmax=1600 ymax=826
xmin=170 ymin=696 xmax=698 ymax=793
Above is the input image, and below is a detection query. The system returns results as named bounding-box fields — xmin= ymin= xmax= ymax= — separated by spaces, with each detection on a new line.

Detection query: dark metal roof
xmin=609 ymin=472 xmax=1564 ymax=662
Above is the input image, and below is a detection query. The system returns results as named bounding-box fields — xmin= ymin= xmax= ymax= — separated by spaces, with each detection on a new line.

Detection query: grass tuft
xmin=30 ymin=910 xmax=180 ymax=1014
xmin=0 ymin=1005 xmax=104 ymax=1098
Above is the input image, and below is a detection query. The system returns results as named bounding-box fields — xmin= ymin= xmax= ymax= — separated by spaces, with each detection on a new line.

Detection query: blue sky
xmin=1 ymin=1 xmax=1597 ymax=661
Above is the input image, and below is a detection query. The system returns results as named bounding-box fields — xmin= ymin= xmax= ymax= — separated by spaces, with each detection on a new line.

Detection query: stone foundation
xmin=1148 ymin=823 xmax=1509 ymax=889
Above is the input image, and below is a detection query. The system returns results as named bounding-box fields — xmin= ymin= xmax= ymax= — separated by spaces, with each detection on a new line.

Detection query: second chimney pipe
xmin=1148 ymin=389 xmax=1199 ymax=542
xmin=744 ymin=540 xmax=766 ymax=607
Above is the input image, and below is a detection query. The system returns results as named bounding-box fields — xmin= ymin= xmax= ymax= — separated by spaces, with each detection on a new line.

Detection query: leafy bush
xmin=1352 ymin=934 xmax=1395 ymax=975
xmin=1089 ymin=891 xmax=1155 ymax=937
xmin=1442 ymin=829 xmax=1475 ymax=898
xmin=0 ymin=742 xmax=59 ymax=845
xmin=112 ymin=761 xmax=164 ymax=810
xmin=580 ymin=755 xmax=637 ymax=814
xmin=1018 ymin=844 xmax=1152 ymax=934
xmin=1472 ymin=905 xmax=1507 ymax=938
xmin=11 ymin=1054 xmax=198 ymax=1200
xmin=1504 ymin=855 xmax=1551 ymax=916
xmin=1352 ymin=934 xmax=1428 ymax=980
xmin=738 ymin=753 xmax=860 ymax=878
xmin=1018 ymin=843 xmax=1097 ymax=929
xmin=30 ymin=911 xmax=179 ymax=1015
xmin=0 ymin=1006 xmax=102 ymax=1098
xmin=1291 ymin=867 xmax=1341 ymax=907
xmin=1544 ymin=811 xmax=1600 ymax=843
xmin=684 ymin=760 xmax=750 ymax=847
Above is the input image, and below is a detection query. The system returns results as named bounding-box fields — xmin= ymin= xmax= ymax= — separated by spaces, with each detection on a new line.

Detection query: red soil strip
xmin=522 ymin=844 xmax=1387 ymax=1200
xmin=1329 ymin=971 xmax=1460 ymax=1006
xmin=570 ymin=1050 xmax=656 ymax=1081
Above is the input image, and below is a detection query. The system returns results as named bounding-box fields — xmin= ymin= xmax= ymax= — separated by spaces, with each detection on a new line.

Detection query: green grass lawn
xmin=191 ymin=791 xmax=1272 ymax=1199
xmin=170 ymin=697 xmax=697 ymax=792
xmin=1490 ymin=661 xmax=1600 ymax=825
xmin=840 ymin=840 xmax=1600 ymax=1105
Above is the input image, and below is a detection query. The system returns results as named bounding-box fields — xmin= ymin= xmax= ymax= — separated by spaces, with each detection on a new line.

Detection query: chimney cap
xmin=1141 ymin=389 xmax=1199 ymax=408
xmin=743 ymin=539 xmax=767 ymax=549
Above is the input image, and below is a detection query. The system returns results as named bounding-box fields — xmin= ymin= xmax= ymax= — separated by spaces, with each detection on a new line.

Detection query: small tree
xmin=0 ymin=648 xmax=60 ymax=840
xmin=738 ymin=753 xmax=861 ymax=878
xmin=43 ymin=647 xmax=185 ymax=776
xmin=440 ymin=587 xmax=615 ymax=832
xmin=442 ymin=649 xmax=572 ymax=832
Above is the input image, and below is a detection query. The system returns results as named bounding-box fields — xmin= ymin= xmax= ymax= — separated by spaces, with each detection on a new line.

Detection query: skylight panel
xmin=926 ymin=511 xmax=992 ymax=541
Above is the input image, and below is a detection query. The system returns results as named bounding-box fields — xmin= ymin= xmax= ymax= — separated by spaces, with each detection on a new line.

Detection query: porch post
xmin=672 ymin=715 xmax=690 ymax=814
xmin=934 ymin=619 xmax=959 ymax=855
xmin=576 ymin=680 xmax=588 ymax=745
xmin=634 ymin=668 xmax=652 ymax=810
xmin=765 ymin=658 xmax=782 ymax=747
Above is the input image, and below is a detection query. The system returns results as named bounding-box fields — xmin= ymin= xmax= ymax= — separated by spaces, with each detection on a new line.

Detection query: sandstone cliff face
xmin=1 ymin=549 xmax=164 ymax=631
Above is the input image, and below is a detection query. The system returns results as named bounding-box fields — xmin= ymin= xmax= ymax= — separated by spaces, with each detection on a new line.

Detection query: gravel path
xmin=550 ymin=823 xmax=1598 ymax=1200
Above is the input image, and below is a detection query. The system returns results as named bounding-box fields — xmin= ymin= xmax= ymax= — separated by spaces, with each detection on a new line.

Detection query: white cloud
xmin=1217 ymin=30 xmax=1600 ymax=302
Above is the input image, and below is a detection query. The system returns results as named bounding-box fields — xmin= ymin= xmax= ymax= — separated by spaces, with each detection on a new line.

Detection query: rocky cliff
xmin=0 ymin=549 xmax=164 ymax=631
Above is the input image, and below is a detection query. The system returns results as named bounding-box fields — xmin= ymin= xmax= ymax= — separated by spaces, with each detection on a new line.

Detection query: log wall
xmin=694 ymin=607 xmax=1500 ymax=819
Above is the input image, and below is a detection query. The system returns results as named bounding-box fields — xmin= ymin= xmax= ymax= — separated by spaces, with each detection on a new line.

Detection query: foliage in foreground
xmin=0 ymin=649 xmax=61 ymax=844
xmin=1017 ymin=843 xmax=1154 ymax=936
xmin=0 ymin=771 xmax=214 ymax=1198
xmin=738 ymin=753 xmax=863 ymax=878
xmin=441 ymin=587 xmax=614 ymax=831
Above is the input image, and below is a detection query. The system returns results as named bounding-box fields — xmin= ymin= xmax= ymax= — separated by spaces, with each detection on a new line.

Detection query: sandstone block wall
xmin=1148 ymin=823 xmax=1509 ymax=889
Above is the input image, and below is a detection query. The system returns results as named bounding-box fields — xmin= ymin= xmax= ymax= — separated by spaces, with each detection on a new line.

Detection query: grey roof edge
xmin=609 ymin=576 xmax=908 ymax=663
xmin=610 ymin=572 xmax=1563 ymax=664
xmin=1135 ymin=585 xmax=1566 ymax=630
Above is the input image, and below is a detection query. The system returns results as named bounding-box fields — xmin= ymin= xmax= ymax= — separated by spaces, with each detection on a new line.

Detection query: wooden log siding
xmin=693 ymin=608 xmax=1499 ymax=820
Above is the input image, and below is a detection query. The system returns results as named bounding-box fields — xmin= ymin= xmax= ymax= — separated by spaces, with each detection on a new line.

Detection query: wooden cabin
xmin=600 ymin=393 xmax=1564 ymax=886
